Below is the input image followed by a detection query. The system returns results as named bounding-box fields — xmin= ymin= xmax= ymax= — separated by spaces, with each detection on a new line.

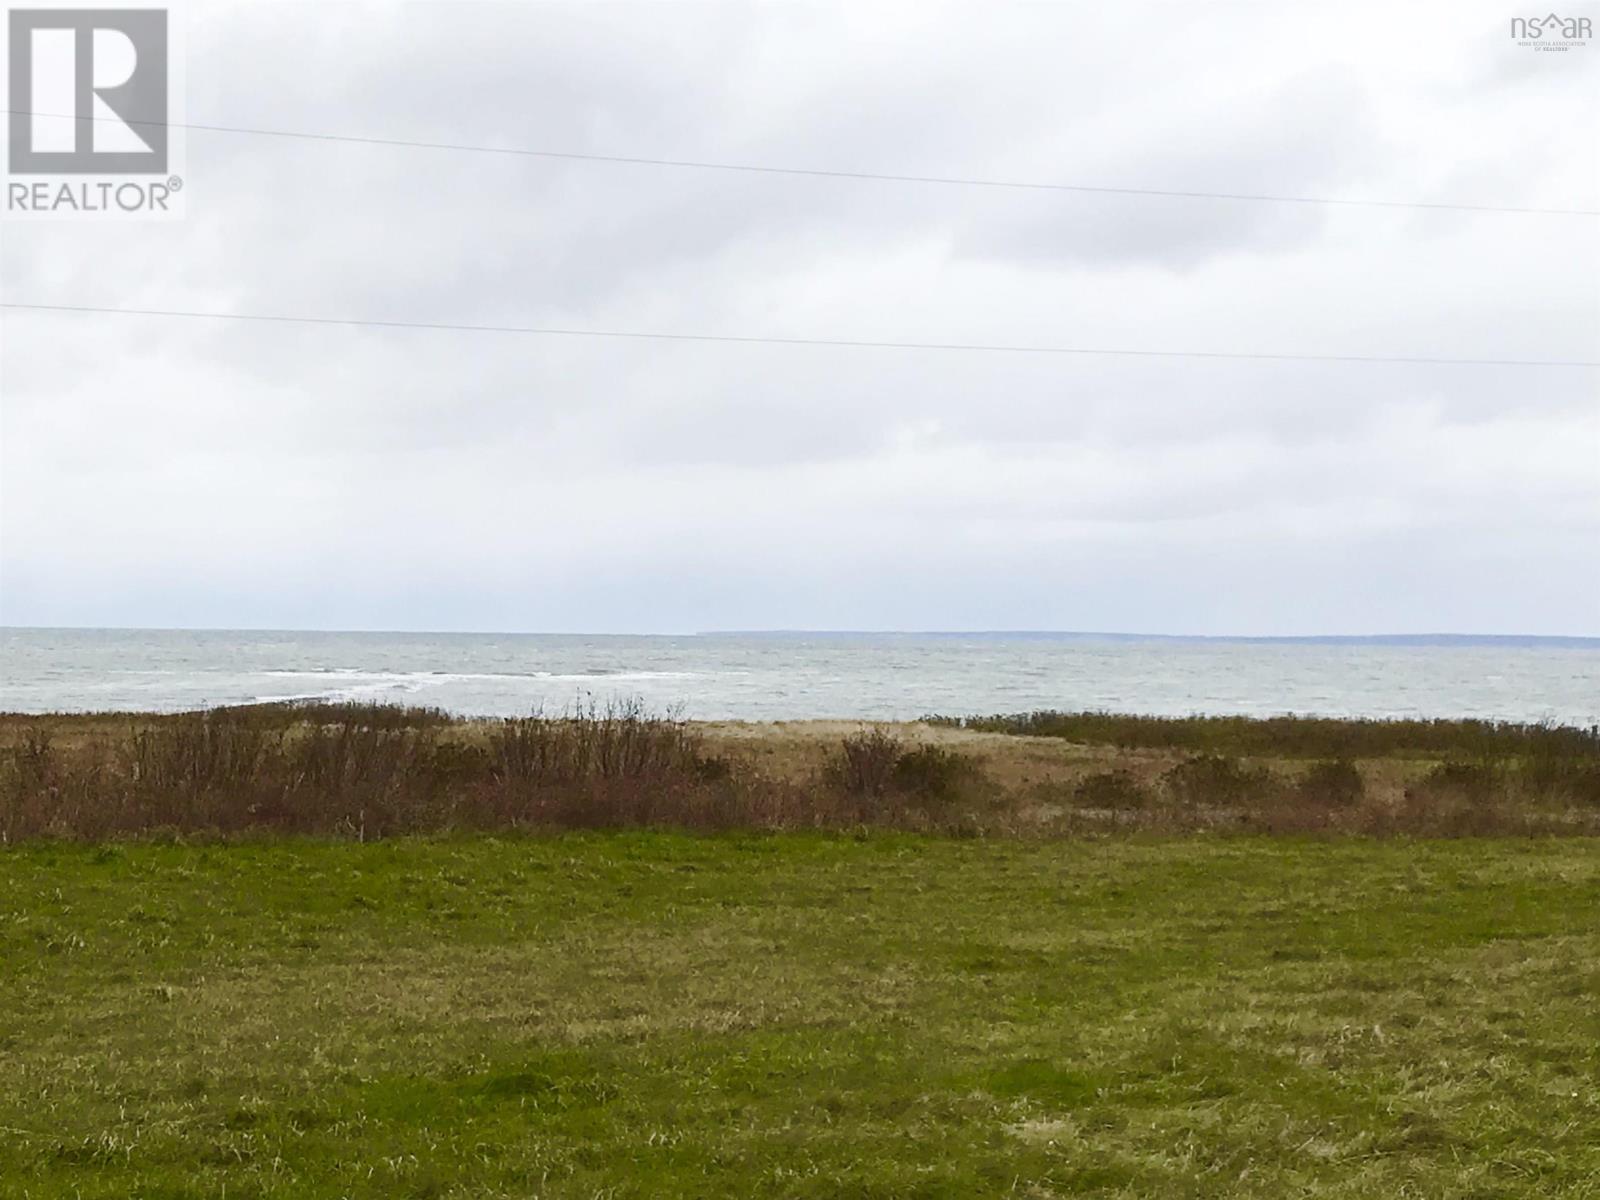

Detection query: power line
xmin=4 ymin=302 xmax=1595 ymax=368
xmin=7 ymin=109 xmax=1596 ymax=217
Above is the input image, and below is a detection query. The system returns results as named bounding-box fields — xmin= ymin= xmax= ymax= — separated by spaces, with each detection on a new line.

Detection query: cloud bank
xmin=1 ymin=0 xmax=1596 ymax=634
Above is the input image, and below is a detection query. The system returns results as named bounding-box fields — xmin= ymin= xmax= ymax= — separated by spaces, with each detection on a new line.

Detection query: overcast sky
xmin=1 ymin=0 xmax=1596 ymax=635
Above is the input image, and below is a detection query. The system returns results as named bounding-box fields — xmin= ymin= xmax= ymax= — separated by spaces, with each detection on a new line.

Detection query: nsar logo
xmin=1510 ymin=12 xmax=1592 ymax=50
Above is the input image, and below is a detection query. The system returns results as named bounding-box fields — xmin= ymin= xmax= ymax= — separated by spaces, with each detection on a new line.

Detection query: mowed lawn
xmin=2 ymin=835 xmax=1597 ymax=1198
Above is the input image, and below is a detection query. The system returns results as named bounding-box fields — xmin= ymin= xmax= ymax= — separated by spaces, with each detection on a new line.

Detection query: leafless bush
xmin=826 ymin=728 xmax=904 ymax=798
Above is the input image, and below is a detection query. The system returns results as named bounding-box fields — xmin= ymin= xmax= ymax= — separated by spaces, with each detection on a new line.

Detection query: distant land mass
xmin=706 ymin=631 xmax=1600 ymax=648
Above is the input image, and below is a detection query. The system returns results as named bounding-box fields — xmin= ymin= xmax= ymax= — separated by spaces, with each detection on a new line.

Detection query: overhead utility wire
xmin=4 ymin=303 xmax=1595 ymax=368
xmin=6 ymin=109 xmax=1596 ymax=216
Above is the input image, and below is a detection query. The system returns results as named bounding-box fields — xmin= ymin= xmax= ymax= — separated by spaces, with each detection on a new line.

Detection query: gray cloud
xmin=1 ymin=0 xmax=1596 ymax=635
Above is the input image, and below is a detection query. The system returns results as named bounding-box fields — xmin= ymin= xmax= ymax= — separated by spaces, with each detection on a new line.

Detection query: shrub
xmin=284 ymin=719 xmax=429 ymax=801
xmin=927 ymin=710 xmax=1600 ymax=761
xmin=226 ymin=700 xmax=456 ymax=730
xmin=1295 ymin=759 xmax=1364 ymax=808
xmin=4 ymin=726 xmax=56 ymax=795
xmin=1516 ymin=753 xmax=1600 ymax=806
xmin=1161 ymin=754 xmax=1274 ymax=808
xmin=1071 ymin=770 xmax=1150 ymax=811
xmin=489 ymin=699 xmax=708 ymax=789
xmin=1 ymin=727 xmax=59 ymax=841
xmin=823 ymin=732 xmax=988 ymax=817
xmin=1564 ymin=765 xmax=1600 ymax=806
xmin=124 ymin=711 xmax=273 ymax=796
xmin=891 ymin=745 xmax=980 ymax=803
xmin=827 ymin=729 xmax=904 ymax=798
xmin=1411 ymin=761 xmax=1501 ymax=806
xmin=425 ymin=738 xmax=494 ymax=786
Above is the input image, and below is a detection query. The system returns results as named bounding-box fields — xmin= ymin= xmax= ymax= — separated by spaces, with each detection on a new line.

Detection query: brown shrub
xmin=1161 ymin=754 xmax=1276 ymax=809
xmin=1295 ymin=759 xmax=1365 ymax=808
xmin=826 ymin=728 xmax=904 ymax=798
xmin=1071 ymin=770 xmax=1151 ymax=811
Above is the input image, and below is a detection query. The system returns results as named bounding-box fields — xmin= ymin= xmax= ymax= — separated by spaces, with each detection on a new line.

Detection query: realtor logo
xmin=5 ymin=5 xmax=183 ymax=217
xmin=8 ymin=7 xmax=167 ymax=171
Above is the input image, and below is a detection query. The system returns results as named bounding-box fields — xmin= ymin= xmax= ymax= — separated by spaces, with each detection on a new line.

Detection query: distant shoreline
xmin=702 ymin=631 xmax=1600 ymax=648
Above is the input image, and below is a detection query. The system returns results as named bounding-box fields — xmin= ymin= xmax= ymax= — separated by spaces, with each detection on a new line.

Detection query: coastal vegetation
xmin=1 ymin=701 xmax=1597 ymax=841
xmin=3 ymin=703 xmax=1597 ymax=1195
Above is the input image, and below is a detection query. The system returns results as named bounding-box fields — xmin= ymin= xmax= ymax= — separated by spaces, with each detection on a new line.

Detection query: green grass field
xmin=3 ymin=833 xmax=1598 ymax=1197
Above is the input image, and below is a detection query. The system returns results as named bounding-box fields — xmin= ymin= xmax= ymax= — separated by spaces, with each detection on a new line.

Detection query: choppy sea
xmin=2 ymin=628 xmax=1596 ymax=725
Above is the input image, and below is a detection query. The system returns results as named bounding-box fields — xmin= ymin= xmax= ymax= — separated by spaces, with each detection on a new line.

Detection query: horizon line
xmin=2 ymin=624 xmax=1597 ymax=644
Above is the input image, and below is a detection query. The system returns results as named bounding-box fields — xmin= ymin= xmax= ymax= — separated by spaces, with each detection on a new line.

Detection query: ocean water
xmin=1 ymin=628 xmax=1596 ymax=725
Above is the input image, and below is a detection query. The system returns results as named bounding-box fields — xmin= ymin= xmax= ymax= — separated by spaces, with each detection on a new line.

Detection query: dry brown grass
xmin=1 ymin=702 xmax=1597 ymax=841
